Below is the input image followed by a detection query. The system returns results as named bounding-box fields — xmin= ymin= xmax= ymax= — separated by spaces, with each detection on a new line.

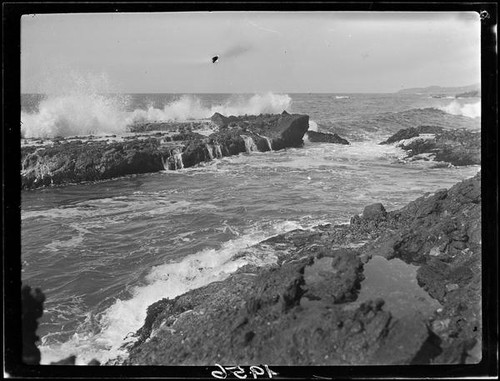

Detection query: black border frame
xmin=3 ymin=2 xmax=498 ymax=379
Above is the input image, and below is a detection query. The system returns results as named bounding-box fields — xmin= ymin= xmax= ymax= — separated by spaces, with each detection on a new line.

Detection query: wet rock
xmin=129 ymin=121 xmax=213 ymax=133
xmin=303 ymin=249 xmax=364 ymax=304
xmin=125 ymin=172 xmax=481 ymax=365
xmin=211 ymin=112 xmax=239 ymax=128
xmin=371 ymin=314 xmax=441 ymax=365
xmin=362 ymin=203 xmax=387 ymax=221
xmin=306 ymin=131 xmax=350 ymax=144
xmin=379 ymin=125 xmax=444 ymax=145
xmin=432 ymin=339 xmax=473 ymax=364
xmin=21 ymin=138 xmax=171 ymax=189
xmin=379 ymin=126 xmax=480 ymax=166
xmin=21 ymin=113 xmax=311 ymax=189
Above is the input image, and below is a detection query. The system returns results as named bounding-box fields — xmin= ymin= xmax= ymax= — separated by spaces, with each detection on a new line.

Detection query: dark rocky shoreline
xmin=380 ymin=125 xmax=481 ymax=166
xmin=123 ymin=171 xmax=481 ymax=365
xmin=20 ymin=112 xmax=480 ymax=190
xmin=306 ymin=130 xmax=350 ymax=144
xmin=21 ymin=112 xmax=314 ymax=190
xmin=21 ymin=171 xmax=482 ymax=366
xmin=19 ymin=113 xmax=483 ymax=365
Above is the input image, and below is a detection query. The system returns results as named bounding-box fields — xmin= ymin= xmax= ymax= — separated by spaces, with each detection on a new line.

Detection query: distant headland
xmin=397 ymin=83 xmax=480 ymax=97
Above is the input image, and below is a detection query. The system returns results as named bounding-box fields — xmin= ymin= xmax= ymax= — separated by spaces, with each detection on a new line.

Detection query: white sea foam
xmin=126 ymin=93 xmax=292 ymax=124
xmin=38 ymin=220 xmax=306 ymax=365
xmin=308 ymin=120 xmax=318 ymax=132
xmin=44 ymin=234 xmax=85 ymax=253
xmin=222 ymin=141 xmax=408 ymax=171
xmin=22 ymin=88 xmax=292 ymax=138
xmin=21 ymin=72 xmax=130 ymax=139
xmin=439 ymin=100 xmax=481 ymax=118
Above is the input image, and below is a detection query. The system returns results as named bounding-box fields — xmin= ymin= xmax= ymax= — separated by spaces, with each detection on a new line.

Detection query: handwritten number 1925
xmin=212 ymin=364 xmax=278 ymax=379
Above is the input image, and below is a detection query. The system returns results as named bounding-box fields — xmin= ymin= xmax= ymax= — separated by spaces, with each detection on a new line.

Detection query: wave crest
xmin=438 ymin=100 xmax=481 ymax=119
xmin=21 ymin=93 xmax=129 ymax=138
xmin=126 ymin=93 xmax=292 ymax=124
xmin=38 ymin=220 xmax=306 ymax=364
xmin=22 ymin=92 xmax=292 ymax=138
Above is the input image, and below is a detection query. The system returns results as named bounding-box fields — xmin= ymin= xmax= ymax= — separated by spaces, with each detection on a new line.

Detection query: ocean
xmin=20 ymin=92 xmax=481 ymax=364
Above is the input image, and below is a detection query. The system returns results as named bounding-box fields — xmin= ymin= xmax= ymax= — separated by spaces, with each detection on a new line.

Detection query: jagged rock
xmin=371 ymin=315 xmax=441 ymax=364
xmin=128 ymin=121 xmax=214 ymax=133
xmin=21 ymin=113 xmax=311 ymax=189
xmin=21 ymin=138 xmax=171 ymax=189
xmin=124 ymin=172 xmax=481 ymax=365
xmin=362 ymin=203 xmax=387 ymax=221
xmin=380 ymin=125 xmax=444 ymax=145
xmin=210 ymin=112 xmax=239 ymax=128
xmin=306 ymin=130 xmax=350 ymax=144
xmin=22 ymin=285 xmax=45 ymax=365
xmin=379 ymin=126 xmax=480 ymax=166
xmin=303 ymin=249 xmax=364 ymax=304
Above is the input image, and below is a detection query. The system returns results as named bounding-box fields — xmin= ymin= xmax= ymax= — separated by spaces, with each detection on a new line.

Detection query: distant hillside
xmin=455 ymin=90 xmax=480 ymax=98
xmin=397 ymin=84 xmax=480 ymax=95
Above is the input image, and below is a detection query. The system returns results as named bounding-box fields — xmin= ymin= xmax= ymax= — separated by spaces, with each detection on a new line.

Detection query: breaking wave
xmin=126 ymin=93 xmax=292 ymax=124
xmin=38 ymin=220 xmax=307 ymax=365
xmin=308 ymin=120 xmax=318 ymax=132
xmin=439 ymin=100 xmax=481 ymax=119
xmin=21 ymin=93 xmax=130 ymax=139
xmin=21 ymin=73 xmax=292 ymax=139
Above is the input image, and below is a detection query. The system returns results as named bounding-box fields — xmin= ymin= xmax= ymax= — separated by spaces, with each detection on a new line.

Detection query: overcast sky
xmin=21 ymin=12 xmax=480 ymax=93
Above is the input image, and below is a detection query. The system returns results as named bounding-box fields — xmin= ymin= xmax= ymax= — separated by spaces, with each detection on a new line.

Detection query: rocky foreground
xmin=21 ymin=112 xmax=315 ymax=190
xmin=380 ymin=125 xmax=481 ymax=166
xmin=124 ymin=172 xmax=481 ymax=365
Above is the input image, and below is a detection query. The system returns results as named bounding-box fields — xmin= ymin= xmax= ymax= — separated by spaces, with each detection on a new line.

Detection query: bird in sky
xmin=212 ymin=55 xmax=219 ymax=63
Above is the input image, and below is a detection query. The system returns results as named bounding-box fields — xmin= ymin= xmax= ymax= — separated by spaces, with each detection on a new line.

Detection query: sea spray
xmin=205 ymin=144 xmax=215 ymax=160
xmin=126 ymin=93 xmax=292 ymax=124
xmin=214 ymin=143 xmax=223 ymax=159
xmin=439 ymin=100 xmax=481 ymax=119
xmin=161 ymin=156 xmax=169 ymax=171
xmin=23 ymin=90 xmax=293 ymax=138
xmin=21 ymin=93 xmax=129 ymax=139
xmin=21 ymin=71 xmax=130 ymax=138
xmin=241 ymin=135 xmax=258 ymax=153
xmin=308 ymin=120 xmax=318 ymax=132
xmin=38 ymin=220 xmax=308 ymax=365
xmin=263 ymin=136 xmax=273 ymax=151
xmin=171 ymin=152 xmax=184 ymax=170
